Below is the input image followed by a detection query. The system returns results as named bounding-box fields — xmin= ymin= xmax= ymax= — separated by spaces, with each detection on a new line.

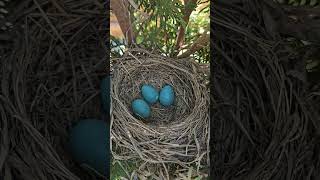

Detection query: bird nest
xmin=211 ymin=1 xmax=320 ymax=179
xmin=0 ymin=0 xmax=106 ymax=180
xmin=110 ymin=48 xmax=209 ymax=177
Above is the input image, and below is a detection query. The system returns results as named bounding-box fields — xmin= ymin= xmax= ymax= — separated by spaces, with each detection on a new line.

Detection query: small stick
xmin=0 ymin=8 xmax=8 ymax=14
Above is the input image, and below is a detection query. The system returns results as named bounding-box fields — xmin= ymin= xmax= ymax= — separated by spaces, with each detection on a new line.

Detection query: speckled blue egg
xmin=69 ymin=119 xmax=109 ymax=177
xmin=100 ymin=76 xmax=111 ymax=113
xmin=132 ymin=99 xmax=151 ymax=118
xmin=141 ymin=84 xmax=159 ymax=104
xmin=159 ymin=85 xmax=175 ymax=106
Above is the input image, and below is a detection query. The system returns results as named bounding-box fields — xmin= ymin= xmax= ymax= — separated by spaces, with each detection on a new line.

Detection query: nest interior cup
xmin=111 ymin=49 xmax=209 ymax=174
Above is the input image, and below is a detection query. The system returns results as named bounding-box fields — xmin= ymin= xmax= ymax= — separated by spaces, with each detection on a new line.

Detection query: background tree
xmin=110 ymin=0 xmax=210 ymax=63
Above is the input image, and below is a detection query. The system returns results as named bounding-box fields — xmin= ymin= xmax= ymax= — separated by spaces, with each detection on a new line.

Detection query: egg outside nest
xmin=68 ymin=119 xmax=109 ymax=177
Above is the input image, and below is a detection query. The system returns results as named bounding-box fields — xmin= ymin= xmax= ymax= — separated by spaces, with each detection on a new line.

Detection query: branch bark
xmin=110 ymin=0 xmax=134 ymax=45
xmin=178 ymin=32 xmax=209 ymax=58
xmin=174 ymin=0 xmax=198 ymax=51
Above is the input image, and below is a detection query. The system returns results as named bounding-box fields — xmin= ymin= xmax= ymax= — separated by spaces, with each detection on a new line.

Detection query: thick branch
xmin=174 ymin=0 xmax=198 ymax=50
xmin=110 ymin=0 xmax=134 ymax=45
xmin=178 ymin=32 xmax=209 ymax=58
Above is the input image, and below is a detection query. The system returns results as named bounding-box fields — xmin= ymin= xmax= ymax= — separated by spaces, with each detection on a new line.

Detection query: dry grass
xmin=0 ymin=0 xmax=107 ymax=179
xmin=111 ymin=48 xmax=209 ymax=179
xmin=211 ymin=1 xmax=320 ymax=179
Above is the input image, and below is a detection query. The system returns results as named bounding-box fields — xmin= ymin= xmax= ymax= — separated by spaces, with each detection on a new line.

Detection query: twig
xmin=178 ymin=32 xmax=209 ymax=58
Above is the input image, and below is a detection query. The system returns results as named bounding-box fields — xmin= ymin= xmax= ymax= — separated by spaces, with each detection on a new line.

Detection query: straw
xmin=111 ymin=48 xmax=209 ymax=178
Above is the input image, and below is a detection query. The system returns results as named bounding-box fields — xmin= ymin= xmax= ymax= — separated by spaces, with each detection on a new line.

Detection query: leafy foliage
xmin=110 ymin=0 xmax=210 ymax=62
xmin=110 ymin=160 xmax=136 ymax=179
xmin=184 ymin=5 xmax=209 ymax=63
xmin=133 ymin=0 xmax=185 ymax=55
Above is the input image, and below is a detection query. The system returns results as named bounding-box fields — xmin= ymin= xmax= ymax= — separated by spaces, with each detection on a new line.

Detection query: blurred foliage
xmin=184 ymin=5 xmax=209 ymax=63
xmin=273 ymin=0 xmax=320 ymax=74
xmin=111 ymin=0 xmax=210 ymax=63
xmin=110 ymin=36 xmax=125 ymax=58
xmin=110 ymin=159 xmax=136 ymax=179
xmin=184 ymin=5 xmax=209 ymax=44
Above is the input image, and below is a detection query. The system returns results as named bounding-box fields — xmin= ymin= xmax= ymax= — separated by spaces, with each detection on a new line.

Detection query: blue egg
xmin=101 ymin=76 xmax=111 ymax=113
xmin=159 ymin=85 xmax=175 ymax=106
xmin=141 ymin=84 xmax=159 ymax=104
xmin=132 ymin=99 xmax=151 ymax=118
xmin=69 ymin=119 xmax=109 ymax=177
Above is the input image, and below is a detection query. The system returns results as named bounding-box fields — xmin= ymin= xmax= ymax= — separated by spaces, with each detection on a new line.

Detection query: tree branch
xmin=178 ymin=32 xmax=209 ymax=58
xmin=110 ymin=0 xmax=134 ymax=45
xmin=174 ymin=0 xmax=198 ymax=51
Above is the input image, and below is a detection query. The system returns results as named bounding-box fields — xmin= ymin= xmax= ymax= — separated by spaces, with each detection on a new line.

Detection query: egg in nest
xmin=141 ymin=84 xmax=159 ymax=104
xmin=159 ymin=84 xmax=175 ymax=107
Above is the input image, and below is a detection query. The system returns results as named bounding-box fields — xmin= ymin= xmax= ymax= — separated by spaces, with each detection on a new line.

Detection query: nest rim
xmin=110 ymin=48 xmax=209 ymax=176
